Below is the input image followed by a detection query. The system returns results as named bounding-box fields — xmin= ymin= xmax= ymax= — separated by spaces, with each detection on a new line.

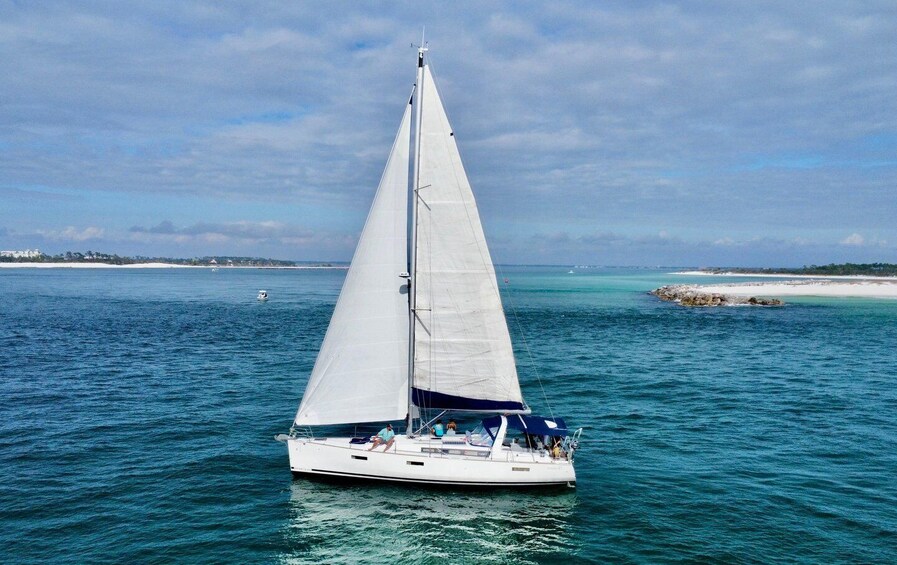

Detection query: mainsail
xmin=411 ymin=65 xmax=526 ymax=412
xmin=294 ymin=103 xmax=412 ymax=426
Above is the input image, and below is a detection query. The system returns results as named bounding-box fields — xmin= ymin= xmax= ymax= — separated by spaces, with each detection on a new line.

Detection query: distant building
xmin=0 ymin=249 xmax=42 ymax=258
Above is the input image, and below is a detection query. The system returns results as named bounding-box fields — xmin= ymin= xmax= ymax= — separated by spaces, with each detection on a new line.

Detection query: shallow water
xmin=1 ymin=267 xmax=896 ymax=563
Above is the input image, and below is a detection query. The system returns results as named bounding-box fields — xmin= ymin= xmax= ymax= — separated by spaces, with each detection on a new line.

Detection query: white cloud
xmin=128 ymin=220 xmax=315 ymax=243
xmin=36 ymin=226 xmax=105 ymax=241
xmin=840 ymin=233 xmax=865 ymax=246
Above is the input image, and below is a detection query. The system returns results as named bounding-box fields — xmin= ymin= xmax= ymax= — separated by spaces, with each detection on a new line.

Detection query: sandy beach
xmin=675 ymin=270 xmax=897 ymax=282
xmin=0 ymin=262 xmax=202 ymax=269
xmin=669 ymin=271 xmax=897 ymax=298
xmin=687 ymin=279 xmax=897 ymax=299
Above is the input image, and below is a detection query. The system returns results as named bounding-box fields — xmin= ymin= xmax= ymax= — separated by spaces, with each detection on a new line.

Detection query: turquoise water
xmin=2 ymin=267 xmax=896 ymax=563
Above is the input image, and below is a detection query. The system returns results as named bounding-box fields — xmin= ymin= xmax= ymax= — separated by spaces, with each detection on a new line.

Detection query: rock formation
xmin=650 ymin=285 xmax=783 ymax=307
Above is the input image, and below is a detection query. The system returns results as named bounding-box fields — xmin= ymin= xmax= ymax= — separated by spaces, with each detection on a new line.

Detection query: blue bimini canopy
xmin=482 ymin=414 xmax=569 ymax=438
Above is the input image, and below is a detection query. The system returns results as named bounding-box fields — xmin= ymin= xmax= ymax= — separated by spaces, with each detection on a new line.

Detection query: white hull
xmin=287 ymin=435 xmax=576 ymax=487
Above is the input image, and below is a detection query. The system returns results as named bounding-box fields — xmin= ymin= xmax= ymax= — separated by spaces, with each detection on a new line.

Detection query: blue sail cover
xmin=412 ymin=388 xmax=527 ymax=412
xmin=481 ymin=414 xmax=569 ymax=438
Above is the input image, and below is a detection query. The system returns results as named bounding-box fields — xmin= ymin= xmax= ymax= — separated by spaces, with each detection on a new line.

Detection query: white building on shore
xmin=0 ymin=249 xmax=42 ymax=258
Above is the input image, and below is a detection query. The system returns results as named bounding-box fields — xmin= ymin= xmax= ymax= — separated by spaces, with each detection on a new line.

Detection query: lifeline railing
xmin=563 ymin=428 xmax=583 ymax=461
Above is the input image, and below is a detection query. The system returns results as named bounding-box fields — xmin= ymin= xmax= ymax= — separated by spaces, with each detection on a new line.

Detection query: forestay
xmin=295 ymin=103 xmax=412 ymax=426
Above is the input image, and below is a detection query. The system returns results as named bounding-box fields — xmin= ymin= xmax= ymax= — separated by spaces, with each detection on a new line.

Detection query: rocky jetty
xmin=651 ymin=285 xmax=783 ymax=307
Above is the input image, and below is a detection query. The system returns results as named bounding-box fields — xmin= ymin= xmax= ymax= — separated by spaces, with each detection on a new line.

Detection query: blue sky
xmin=2 ymin=1 xmax=895 ymax=266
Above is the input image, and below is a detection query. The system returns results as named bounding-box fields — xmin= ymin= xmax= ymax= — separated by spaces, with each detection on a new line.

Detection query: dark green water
xmin=1 ymin=267 xmax=896 ymax=563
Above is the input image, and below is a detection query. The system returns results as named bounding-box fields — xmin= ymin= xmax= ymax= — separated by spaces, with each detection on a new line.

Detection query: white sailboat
xmin=281 ymin=44 xmax=581 ymax=487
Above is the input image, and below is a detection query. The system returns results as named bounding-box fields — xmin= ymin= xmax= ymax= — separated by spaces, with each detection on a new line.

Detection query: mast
xmin=406 ymin=39 xmax=427 ymax=435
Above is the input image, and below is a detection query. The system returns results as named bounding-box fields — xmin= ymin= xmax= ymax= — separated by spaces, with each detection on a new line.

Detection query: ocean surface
xmin=2 ymin=266 xmax=896 ymax=564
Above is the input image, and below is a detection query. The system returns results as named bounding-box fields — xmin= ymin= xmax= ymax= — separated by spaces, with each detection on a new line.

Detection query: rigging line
xmin=496 ymin=264 xmax=555 ymax=421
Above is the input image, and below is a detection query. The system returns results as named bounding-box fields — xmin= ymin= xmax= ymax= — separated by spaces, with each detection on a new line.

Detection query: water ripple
xmin=1 ymin=268 xmax=896 ymax=563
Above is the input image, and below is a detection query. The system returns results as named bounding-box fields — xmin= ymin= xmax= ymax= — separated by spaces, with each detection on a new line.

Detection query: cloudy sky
xmin=2 ymin=2 xmax=895 ymax=266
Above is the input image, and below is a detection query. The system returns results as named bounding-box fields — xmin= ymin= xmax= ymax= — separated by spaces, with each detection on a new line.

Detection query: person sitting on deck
xmin=445 ymin=420 xmax=458 ymax=436
xmin=368 ymin=424 xmax=396 ymax=451
xmin=432 ymin=420 xmax=444 ymax=437
xmin=551 ymin=438 xmax=566 ymax=459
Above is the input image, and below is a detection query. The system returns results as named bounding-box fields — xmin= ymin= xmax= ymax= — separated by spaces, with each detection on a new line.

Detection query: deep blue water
xmin=1 ymin=267 xmax=896 ymax=563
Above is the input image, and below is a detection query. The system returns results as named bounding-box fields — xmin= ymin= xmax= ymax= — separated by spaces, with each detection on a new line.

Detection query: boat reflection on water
xmin=279 ymin=479 xmax=580 ymax=563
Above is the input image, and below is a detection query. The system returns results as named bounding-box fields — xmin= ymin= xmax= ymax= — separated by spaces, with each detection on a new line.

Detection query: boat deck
xmin=305 ymin=434 xmax=569 ymax=466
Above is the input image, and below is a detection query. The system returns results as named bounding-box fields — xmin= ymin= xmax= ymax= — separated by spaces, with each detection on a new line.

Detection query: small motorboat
xmin=257 ymin=290 xmax=269 ymax=301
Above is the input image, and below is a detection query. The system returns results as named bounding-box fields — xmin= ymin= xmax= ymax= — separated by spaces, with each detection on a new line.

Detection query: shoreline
xmin=0 ymin=262 xmax=346 ymax=270
xmin=674 ymin=270 xmax=897 ymax=281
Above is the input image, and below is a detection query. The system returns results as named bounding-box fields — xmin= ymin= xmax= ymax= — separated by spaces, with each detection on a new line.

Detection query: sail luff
xmin=406 ymin=47 xmax=426 ymax=432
